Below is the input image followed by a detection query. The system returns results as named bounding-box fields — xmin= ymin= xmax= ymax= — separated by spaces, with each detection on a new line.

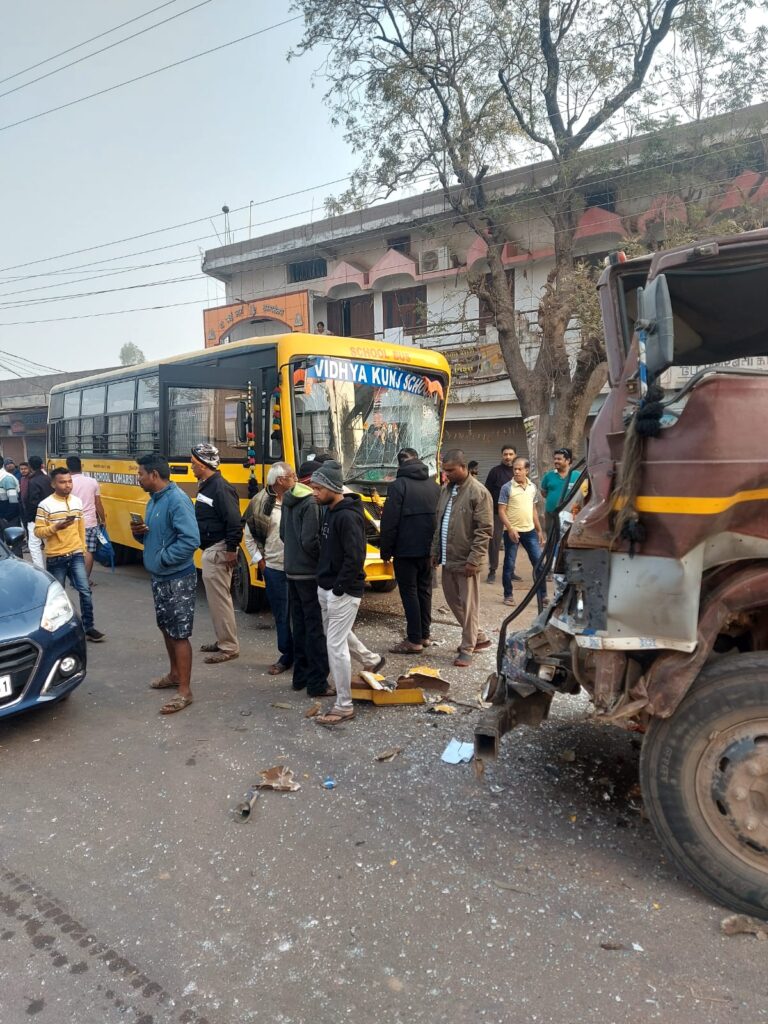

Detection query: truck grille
xmin=0 ymin=640 xmax=39 ymax=706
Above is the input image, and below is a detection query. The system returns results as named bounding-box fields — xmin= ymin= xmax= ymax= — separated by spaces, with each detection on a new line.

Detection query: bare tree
xmin=290 ymin=0 xmax=764 ymax=458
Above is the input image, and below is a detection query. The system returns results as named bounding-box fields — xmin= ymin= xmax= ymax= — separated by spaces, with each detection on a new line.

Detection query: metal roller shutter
xmin=441 ymin=419 xmax=527 ymax=479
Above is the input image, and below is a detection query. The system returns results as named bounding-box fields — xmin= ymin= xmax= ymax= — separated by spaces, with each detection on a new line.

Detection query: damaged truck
xmin=477 ymin=228 xmax=768 ymax=918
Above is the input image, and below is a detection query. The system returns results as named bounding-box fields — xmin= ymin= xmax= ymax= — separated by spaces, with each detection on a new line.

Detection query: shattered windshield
xmin=292 ymin=357 xmax=446 ymax=486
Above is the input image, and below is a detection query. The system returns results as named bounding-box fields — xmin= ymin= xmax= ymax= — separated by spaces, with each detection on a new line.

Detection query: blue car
xmin=0 ymin=526 xmax=87 ymax=719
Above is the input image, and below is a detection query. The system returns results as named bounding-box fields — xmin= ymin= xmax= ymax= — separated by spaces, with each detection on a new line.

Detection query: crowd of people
xmin=1 ymin=440 xmax=581 ymax=723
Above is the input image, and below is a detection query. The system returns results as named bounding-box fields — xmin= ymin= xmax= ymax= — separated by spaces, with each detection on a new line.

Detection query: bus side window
xmin=135 ymin=375 xmax=160 ymax=454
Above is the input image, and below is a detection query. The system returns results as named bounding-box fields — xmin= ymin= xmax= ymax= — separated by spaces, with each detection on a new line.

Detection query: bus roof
xmin=49 ymin=333 xmax=451 ymax=394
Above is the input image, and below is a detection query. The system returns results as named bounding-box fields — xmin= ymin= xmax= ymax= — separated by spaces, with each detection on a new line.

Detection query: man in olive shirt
xmin=498 ymin=457 xmax=546 ymax=607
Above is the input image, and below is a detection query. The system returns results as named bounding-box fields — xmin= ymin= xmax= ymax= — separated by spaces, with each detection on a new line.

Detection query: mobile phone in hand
xmin=130 ymin=512 xmax=144 ymax=525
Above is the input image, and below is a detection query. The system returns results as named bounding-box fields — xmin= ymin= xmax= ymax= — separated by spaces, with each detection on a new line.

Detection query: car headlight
xmin=40 ymin=581 xmax=75 ymax=633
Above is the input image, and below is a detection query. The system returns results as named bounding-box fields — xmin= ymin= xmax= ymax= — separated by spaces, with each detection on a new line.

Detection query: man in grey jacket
xmin=279 ymin=460 xmax=333 ymax=697
xmin=433 ymin=449 xmax=493 ymax=667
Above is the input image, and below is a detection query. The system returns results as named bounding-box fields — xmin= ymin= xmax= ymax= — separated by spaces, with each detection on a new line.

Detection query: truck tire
xmin=640 ymin=652 xmax=768 ymax=919
xmin=232 ymin=549 xmax=266 ymax=614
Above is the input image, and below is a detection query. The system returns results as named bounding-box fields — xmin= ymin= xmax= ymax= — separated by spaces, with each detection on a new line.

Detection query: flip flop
xmin=150 ymin=675 xmax=179 ymax=690
xmin=316 ymin=706 xmax=355 ymax=726
xmin=159 ymin=694 xmax=193 ymax=715
xmin=268 ymin=662 xmax=290 ymax=675
xmin=309 ymin=686 xmax=337 ymax=698
xmin=204 ymin=652 xmax=239 ymax=664
xmin=453 ymin=654 xmax=473 ymax=668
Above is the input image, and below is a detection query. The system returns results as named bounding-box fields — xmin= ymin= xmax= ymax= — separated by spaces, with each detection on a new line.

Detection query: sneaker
xmin=503 ymin=596 xmax=515 ymax=606
xmin=86 ymin=628 xmax=105 ymax=643
xmin=485 ymin=573 xmax=496 ymax=584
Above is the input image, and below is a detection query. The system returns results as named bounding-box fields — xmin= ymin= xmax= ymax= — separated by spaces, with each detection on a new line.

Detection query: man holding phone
xmin=35 ymin=467 xmax=105 ymax=642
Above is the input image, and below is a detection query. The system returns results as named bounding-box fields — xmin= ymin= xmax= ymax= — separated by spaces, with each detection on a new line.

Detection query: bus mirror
xmin=235 ymin=400 xmax=248 ymax=444
xmin=636 ymin=274 xmax=674 ymax=379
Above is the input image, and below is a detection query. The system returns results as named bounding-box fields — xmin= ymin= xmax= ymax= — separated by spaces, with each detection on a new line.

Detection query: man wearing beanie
xmin=310 ymin=460 xmax=385 ymax=724
xmin=191 ymin=443 xmax=243 ymax=664
xmin=280 ymin=459 xmax=333 ymax=696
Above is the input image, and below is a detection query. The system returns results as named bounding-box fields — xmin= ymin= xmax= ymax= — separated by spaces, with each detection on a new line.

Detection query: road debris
xmin=441 ymin=738 xmax=474 ymax=764
xmin=233 ymin=786 xmax=260 ymax=822
xmin=560 ymin=749 xmax=576 ymax=762
xmin=257 ymin=765 xmax=301 ymax=792
xmin=271 ymin=702 xmax=295 ymax=710
xmin=721 ymin=914 xmax=768 ymax=939
xmin=375 ymin=747 xmax=403 ymax=762
xmin=600 ymin=941 xmax=627 ymax=951
xmin=428 ymin=703 xmax=456 ymax=715
xmin=322 ymin=776 xmax=336 ymax=790
xmin=305 ymin=702 xmax=322 ymax=718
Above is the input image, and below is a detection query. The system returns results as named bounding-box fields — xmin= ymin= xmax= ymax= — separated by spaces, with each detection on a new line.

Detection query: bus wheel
xmin=370 ymin=579 xmax=397 ymax=593
xmin=640 ymin=652 xmax=768 ymax=919
xmin=232 ymin=549 xmax=265 ymax=613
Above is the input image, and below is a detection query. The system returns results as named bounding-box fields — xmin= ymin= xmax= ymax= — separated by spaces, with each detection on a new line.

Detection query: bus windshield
xmin=292 ymin=356 xmax=446 ymax=487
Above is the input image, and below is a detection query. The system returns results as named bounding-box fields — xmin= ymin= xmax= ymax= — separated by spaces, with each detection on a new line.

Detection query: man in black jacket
xmin=484 ymin=445 xmax=517 ymax=584
xmin=191 ymin=443 xmax=243 ymax=664
xmin=279 ymin=460 xmax=333 ymax=697
xmin=24 ymin=456 xmax=53 ymax=569
xmin=310 ymin=460 xmax=384 ymax=725
xmin=380 ymin=448 xmax=439 ymax=653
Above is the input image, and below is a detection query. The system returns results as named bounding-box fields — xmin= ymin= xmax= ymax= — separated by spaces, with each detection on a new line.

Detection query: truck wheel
xmin=232 ymin=549 xmax=266 ymax=613
xmin=370 ymin=579 xmax=397 ymax=593
xmin=640 ymin=652 xmax=768 ymax=919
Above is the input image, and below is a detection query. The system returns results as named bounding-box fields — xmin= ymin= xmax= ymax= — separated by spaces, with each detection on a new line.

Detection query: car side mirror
xmin=3 ymin=526 xmax=25 ymax=556
xmin=636 ymin=274 xmax=674 ymax=379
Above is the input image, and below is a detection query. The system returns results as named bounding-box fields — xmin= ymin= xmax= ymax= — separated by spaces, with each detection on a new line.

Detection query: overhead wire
xmin=0 ymin=0 xmax=184 ymax=87
xmin=0 ymin=14 xmax=303 ymax=135
xmin=0 ymin=0 xmax=217 ymax=103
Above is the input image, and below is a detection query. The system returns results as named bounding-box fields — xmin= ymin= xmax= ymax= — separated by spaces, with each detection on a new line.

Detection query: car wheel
xmin=641 ymin=652 xmax=768 ymax=919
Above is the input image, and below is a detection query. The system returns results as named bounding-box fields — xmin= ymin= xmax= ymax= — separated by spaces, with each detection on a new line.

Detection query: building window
xmin=383 ymin=285 xmax=427 ymax=336
xmin=478 ymin=271 xmax=515 ymax=336
xmin=287 ymin=258 xmax=328 ymax=283
xmin=386 ymin=235 xmax=411 ymax=256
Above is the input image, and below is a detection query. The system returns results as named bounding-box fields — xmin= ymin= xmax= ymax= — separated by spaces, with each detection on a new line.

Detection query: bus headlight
xmin=40 ymin=581 xmax=75 ymax=633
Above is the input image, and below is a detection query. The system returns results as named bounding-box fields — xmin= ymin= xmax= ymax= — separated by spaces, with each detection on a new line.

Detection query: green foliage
xmin=119 ymin=342 xmax=145 ymax=366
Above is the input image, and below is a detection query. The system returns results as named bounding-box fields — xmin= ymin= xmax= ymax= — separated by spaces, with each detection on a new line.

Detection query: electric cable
xmin=0 ymin=0 xmax=217 ymax=103
xmin=0 ymin=15 xmax=303 ymax=135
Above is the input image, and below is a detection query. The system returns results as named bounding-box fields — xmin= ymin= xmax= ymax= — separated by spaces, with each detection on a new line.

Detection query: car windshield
xmin=292 ymin=357 xmax=446 ymax=487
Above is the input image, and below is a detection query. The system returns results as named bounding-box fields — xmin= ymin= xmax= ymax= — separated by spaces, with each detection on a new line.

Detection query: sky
xmin=0 ymin=0 xmax=356 ymax=377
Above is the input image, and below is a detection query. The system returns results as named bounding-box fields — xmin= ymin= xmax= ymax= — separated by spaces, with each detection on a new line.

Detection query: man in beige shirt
xmin=498 ymin=457 xmax=546 ymax=607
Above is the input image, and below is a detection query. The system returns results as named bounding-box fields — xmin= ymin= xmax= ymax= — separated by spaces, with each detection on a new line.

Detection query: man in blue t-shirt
xmin=540 ymin=448 xmax=581 ymax=535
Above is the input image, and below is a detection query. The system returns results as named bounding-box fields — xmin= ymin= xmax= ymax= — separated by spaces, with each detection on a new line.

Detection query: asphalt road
xmin=0 ymin=564 xmax=765 ymax=1024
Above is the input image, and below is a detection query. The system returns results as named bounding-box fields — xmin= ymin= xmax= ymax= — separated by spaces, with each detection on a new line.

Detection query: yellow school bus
xmin=47 ymin=334 xmax=451 ymax=611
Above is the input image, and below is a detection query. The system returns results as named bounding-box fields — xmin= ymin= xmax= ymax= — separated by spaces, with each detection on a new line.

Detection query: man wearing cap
xmin=280 ymin=459 xmax=334 ymax=697
xmin=310 ymin=460 xmax=385 ymax=725
xmin=191 ymin=443 xmax=243 ymax=664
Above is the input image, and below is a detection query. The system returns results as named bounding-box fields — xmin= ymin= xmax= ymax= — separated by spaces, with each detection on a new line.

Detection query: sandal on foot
xmin=204 ymin=651 xmax=239 ymax=664
xmin=268 ymin=661 xmax=290 ymax=675
xmin=309 ymin=686 xmax=337 ymax=698
xmin=316 ymin=706 xmax=355 ymax=726
xmin=200 ymin=642 xmax=221 ymax=653
xmin=150 ymin=674 xmax=179 ymax=690
xmin=160 ymin=694 xmax=193 ymax=714
xmin=389 ymin=641 xmax=423 ymax=654
xmin=453 ymin=654 xmax=473 ymax=668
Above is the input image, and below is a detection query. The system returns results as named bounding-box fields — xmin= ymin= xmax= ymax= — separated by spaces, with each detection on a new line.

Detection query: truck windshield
xmin=292 ymin=357 xmax=446 ymax=487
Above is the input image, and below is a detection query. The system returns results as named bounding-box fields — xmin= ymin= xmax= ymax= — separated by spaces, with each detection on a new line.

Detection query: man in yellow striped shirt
xmin=35 ymin=468 xmax=105 ymax=642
